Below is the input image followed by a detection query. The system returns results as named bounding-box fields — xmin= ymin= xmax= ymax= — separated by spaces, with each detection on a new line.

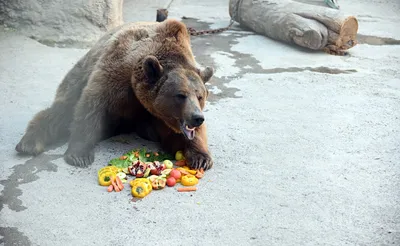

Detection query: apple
xmin=163 ymin=160 xmax=173 ymax=169
xmin=166 ymin=177 xmax=176 ymax=187
xmin=147 ymin=175 xmax=159 ymax=183
xmin=161 ymin=169 xmax=172 ymax=176
xmin=169 ymin=169 xmax=181 ymax=180
xmin=122 ymin=167 xmax=130 ymax=174
xmin=116 ymin=172 xmax=127 ymax=180
xmin=175 ymin=151 xmax=185 ymax=161
xmin=143 ymin=167 xmax=151 ymax=178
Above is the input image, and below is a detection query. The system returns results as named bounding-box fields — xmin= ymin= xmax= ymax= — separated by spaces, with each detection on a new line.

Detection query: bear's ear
xmin=198 ymin=67 xmax=214 ymax=84
xmin=143 ymin=55 xmax=163 ymax=84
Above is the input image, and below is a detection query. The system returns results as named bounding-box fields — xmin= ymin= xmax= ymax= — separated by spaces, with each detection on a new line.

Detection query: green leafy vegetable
xmin=108 ymin=158 xmax=131 ymax=168
xmin=108 ymin=148 xmax=174 ymax=168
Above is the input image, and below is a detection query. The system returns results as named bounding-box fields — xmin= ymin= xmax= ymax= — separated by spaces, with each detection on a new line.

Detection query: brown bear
xmin=15 ymin=19 xmax=215 ymax=170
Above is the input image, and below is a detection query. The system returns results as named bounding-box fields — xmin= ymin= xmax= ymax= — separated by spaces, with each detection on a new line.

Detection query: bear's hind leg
xmin=16 ymin=60 xmax=88 ymax=155
xmin=15 ymin=100 xmax=74 ymax=155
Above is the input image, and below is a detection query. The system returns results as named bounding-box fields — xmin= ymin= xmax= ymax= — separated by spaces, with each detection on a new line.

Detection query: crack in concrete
xmin=0 ymin=154 xmax=60 ymax=212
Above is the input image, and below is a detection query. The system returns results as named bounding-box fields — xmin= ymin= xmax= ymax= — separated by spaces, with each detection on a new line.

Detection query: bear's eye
xmin=198 ymin=96 xmax=203 ymax=101
xmin=175 ymin=94 xmax=187 ymax=100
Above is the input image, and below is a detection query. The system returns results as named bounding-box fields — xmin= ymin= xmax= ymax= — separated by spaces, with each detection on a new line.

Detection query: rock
xmin=0 ymin=0 xmax=124 ymax=47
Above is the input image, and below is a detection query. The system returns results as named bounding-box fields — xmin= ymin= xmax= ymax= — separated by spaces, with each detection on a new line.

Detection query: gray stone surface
xmin=0 ymin=0 xmax=124 ymax=47
xmin=0 ymin=0 xmax=399 ymax=245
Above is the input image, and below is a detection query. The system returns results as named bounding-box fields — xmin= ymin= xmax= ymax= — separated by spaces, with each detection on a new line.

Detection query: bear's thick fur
xmin=15 ymin=19 xmax=215 ymax=170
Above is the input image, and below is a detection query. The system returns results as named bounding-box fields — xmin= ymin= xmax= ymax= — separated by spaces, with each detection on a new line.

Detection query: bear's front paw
xmin=186 ymin=151 xmax=213 ymax=171
xmin=64 ymin=149 xmax=94 ymax=168
xmin=15 ymin=135 xmax=45 ymax=156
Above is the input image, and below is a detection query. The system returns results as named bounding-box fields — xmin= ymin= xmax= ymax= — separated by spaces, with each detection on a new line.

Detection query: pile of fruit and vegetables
xmin=97 ymin=148 xmax=205 ymax=199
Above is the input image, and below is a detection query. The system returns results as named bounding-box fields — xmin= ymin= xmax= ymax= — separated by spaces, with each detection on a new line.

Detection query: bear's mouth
xmin=181 ymin=123 xmax=196 ymax=140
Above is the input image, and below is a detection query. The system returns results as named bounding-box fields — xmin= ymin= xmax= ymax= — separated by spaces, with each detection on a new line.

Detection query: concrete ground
xmin=1 ymin=0 xmax=399 ymax=245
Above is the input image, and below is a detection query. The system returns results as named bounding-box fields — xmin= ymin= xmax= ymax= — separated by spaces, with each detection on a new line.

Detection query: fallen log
xmin=229 ymin=0 xmax=358 ymax=55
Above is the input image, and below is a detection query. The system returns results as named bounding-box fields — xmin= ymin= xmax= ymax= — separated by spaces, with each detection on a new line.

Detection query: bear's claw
xmin=15 ymin=136 xmax=45 ymax=156
xmin=64 ymin=150 xmax=94 ymax=168
xmin=186 ymin=151 xmax=213 ymax=171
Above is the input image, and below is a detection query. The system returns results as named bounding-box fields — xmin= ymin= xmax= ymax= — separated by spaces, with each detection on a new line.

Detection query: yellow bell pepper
xmin=98 ymin=171 xmax=116 ymax=186
xmin=180 ymin=166 xmax=197 ymax=175
xmin=175 ymin=150 xmax=185 ymax=161
xmin=98 ymin=166 xmax=118 ymax=177
xmin=181 ymin=174 xmax=199 ymax=186
xmin=130 ymin=178 xmax=152 ymax=187
xmin=131 ymin=179 xmax=152 ymax=198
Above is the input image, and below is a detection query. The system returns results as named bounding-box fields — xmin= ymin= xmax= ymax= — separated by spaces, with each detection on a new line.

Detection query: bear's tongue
xmin=183 ymin=125 xmax=195 ymax=140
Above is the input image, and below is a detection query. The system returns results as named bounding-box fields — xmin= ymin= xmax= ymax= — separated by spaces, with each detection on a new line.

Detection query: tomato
xmin=169 ymin=169 xmax=181 ymax=180
xmin=166 ymin=177 xmax=176 ymax=187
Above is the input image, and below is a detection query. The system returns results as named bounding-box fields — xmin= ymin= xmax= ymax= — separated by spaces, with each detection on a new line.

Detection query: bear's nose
xmin=191 ymin=113 xmax=204 ymax=127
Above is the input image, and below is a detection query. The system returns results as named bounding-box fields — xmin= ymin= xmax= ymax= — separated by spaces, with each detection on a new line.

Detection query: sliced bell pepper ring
xmin=131 ymin=183 xmax=151 ymax=198
xmin=177 ymin=168 xmax=191 ymax=176
xmin=130 ymin=178 xmax=152 ymax=188
xmin=98 ymin=171 xmax=116 ymax=186
xmin=180 ymin=167 xmax=197 ymax=175
xmin=98 ymin=166 xmax=118 ymax=177
xmin=151 ymin=178 xmax=167 ymax=190
xmin=181 ymin=174 xmax=199 ymax=186
xmin=131 ymin=179 xmax=152 ymax=198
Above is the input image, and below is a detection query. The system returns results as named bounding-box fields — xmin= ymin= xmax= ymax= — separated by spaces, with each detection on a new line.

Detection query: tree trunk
xmin=229 ymin=0 xmax=358 ymax=55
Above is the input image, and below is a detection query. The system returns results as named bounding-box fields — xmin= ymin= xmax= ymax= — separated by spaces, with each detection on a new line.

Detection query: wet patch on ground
xmin=29 ymin=36 xmax=94 ymax=49
xmin=0 ymin=227 xmax=31 ymax=246
xmin=260 ymin=67 xmax=357 ymax=74
xmin=0 ymin=154 xmax=60 ymax=212
xmin=182 ymin=17 xmax=357 ymax=103
xmin=357 ymin=34 xmax=400 ymax=45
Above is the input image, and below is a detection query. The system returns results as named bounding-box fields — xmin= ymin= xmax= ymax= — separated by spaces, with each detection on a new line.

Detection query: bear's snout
xmin=190 ymin=113 xmax=205 ymax=128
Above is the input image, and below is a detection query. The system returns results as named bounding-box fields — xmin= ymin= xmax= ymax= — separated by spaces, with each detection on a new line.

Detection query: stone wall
xmin=0 ymin=0 xmax=124 ymax=47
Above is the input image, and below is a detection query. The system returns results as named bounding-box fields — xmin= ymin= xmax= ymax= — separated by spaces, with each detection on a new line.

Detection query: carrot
xmin=115 ymin=176 xmax=124 ymax=191
xmin=111 ymin=177 xmax=120 ymax=192
xmin=107 ymin=185 xmax=114 ymax=192
xmin=119 ymin=155 xmax=128 ymax=160
xmin=195 ymin=169 xmax=204 ymax=179
xmin=177 ymin=187 xmax=197 ymax=192
xmin=175 ymin=160 xmax=186 ymax=167
xmin=179 ymin=169 xmax=190 ymax=176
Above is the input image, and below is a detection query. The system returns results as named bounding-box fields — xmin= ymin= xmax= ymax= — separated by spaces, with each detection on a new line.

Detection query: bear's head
xmin=135 ymin=55 xmax=214 ymax=140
